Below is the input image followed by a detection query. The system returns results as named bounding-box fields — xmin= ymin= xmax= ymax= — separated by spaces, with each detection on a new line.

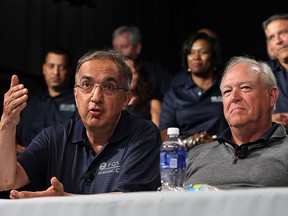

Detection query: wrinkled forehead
xmin=77 ymin=59 xmax=122 ymax=82
xmin=221 ymin=64 xmax=259 ymax=87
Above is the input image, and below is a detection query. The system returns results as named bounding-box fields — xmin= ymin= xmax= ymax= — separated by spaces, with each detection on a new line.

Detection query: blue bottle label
xmin=160 ymin=151 xmax=178 ymax=169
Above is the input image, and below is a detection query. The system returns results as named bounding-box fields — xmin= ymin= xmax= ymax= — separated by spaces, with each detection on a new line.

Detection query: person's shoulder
xmin=265 ymin=59 xmax=279 ymax=70
xmin=164 ymin=81 xmax=187 ymax=99
xmin=115 ymin=111 xmax=161 ymax=145
xmin=27 ymin=93 xmax=46 ymax=102
xmin=31 ymin=117 xmax=81 ymax=151
xmin=122 ymin=111 xmax=159 ymax=136
xmin=126 ymin=110 xmax=158 ymax=128
xmin=20 ymin=93 xmax=47 ymax=114
xmin=271 ymin=123 xmax=287 ymax=139
xmin=187 ymin=141 xmax=220 ymax=157
xmin=169 ymin=70 xmax=189 ymax=87
xmin=61 ymin=89 xmax=75 ymax=97
xmin=43 ymin=116 xmax=80 ymax=135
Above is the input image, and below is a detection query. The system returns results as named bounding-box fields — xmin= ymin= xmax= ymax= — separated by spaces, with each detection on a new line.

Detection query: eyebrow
xmin=102 ymin=76 xmax=118 ymax=83
xmin=79 ymin=75 xmax=118 ymax=84
xmin=79 ymin=75 xmax=94 ymax=82
xmin=221 ymin=81 xmax=252 ymax=88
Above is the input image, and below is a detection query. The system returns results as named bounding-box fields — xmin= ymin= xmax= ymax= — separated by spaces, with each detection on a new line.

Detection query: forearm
xmin=0 ymin=122 xmax=18 ymax=190
xmin=0 ymin=75 xmax=28 ymax=190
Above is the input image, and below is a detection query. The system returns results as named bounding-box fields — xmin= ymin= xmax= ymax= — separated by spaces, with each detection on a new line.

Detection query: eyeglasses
xmin=75 ymin=81 xmax=127 ymax=96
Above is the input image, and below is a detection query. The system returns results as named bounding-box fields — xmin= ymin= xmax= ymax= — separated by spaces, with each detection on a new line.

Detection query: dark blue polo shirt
xmin=16 ymin=90 xmax=78 ymax=147
xmin=266 ymin=59 xmax=288 ymax=113
xmin=170 ymin=70 xmax=190 ymax=88
xmin=17 ymin=110 xmax=161 ymax=194
xmin=159 ymin=75 xmax=228 ymax=138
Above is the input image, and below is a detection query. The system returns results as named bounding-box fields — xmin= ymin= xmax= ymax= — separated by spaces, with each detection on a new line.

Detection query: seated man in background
xmin=0 ymin=49 xmax=161 ymax=198
xmin=263 ymin=14 xmax=288 ymax=131
xmin=16 ymin=47 xmax=78 ymax=153
xmin=112 ymin=25 xmax=172 ymax=101
xmin=185 ymin=56 xmax=288 ymax=189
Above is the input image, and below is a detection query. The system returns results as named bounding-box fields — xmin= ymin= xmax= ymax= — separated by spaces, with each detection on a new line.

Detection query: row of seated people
xmin=5 ymin=22 xmax=286 ymax=151
xmin=1 ymin=13 xmax=288 ymax=199
xmin=3 ymin=16 xmax=288 ymax=150
xmin=1 ymin=50 xmax=288 ymax=198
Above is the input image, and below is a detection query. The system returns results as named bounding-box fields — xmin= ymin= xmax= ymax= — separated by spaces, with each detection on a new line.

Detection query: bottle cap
xmin=167 ymin=127 xmax=180 ymax=135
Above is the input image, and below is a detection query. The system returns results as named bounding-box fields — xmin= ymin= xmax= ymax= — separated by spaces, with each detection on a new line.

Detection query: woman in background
xmin=160 ymin=32 xmax=228 ymax=146
xmin=125 ymin=56 xmax=161 ymax=127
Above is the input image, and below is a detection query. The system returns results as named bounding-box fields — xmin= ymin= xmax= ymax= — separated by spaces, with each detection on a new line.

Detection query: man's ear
xmin=122 ymin=91 xmax=132 ymax=111
xmin=270 ymin=86 xmax=279 ymax=108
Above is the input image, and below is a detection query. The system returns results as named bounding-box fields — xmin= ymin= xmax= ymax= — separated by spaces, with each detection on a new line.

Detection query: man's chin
xmin=51 ymin=85 xmax=63 ymax=92
xmin=228 ymin=119 xmax=247 ymax=128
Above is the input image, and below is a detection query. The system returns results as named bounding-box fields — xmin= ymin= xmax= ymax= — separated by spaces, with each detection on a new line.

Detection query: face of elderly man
xmin=220 ymin=63 xmax=277 ymax=130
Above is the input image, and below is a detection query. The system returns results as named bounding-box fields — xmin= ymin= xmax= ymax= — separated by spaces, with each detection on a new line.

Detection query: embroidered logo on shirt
xmin=210 ymin=96 xmax=222 ymax=102
xmin=59 ymin=103 xmax=76 ymax=112
xmin=98 ymin=161 xmax=120 ymax=175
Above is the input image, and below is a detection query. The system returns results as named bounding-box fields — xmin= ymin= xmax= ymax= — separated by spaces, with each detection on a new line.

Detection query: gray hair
xmin=221 ymin=56 xmax=277 ymax=89
xmin=262 ymin=14 xmax=288 ymax=32
xmin=112 ymin=26 xmax=142 ymax=46
xmin=75 ymin=49 xmax=132 ymax=91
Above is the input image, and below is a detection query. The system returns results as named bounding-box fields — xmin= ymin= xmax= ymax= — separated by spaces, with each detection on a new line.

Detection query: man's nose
xmin=230 ymin=89 xmax=242 ymax=102
xmin=52 ymin=66 xmax=61 ymax=75
xmin=90 ymin=85 xmax=103 ymax=102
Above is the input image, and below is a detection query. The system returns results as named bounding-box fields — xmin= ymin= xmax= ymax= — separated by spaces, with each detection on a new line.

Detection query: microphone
xmin=85 ymin=170 xmax=95 ymax=183
xmin=237 ymin=145 xmax=248 ymax=159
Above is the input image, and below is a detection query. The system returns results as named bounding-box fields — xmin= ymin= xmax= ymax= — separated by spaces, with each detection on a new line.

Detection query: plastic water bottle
xmin=158 ymin=127 xmax=186 ymax=192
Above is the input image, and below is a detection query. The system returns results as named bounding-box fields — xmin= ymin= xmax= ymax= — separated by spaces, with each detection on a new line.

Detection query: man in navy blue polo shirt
xmin=263 ymin=14 xmax=288 ymax=132
xmin=16 ymin=47 xmax=78 ymax=153
xmin=0 ymin=49 xmax=161 ymax=198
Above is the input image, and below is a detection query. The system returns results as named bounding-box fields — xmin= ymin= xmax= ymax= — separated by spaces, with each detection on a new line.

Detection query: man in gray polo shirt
xmin=185 ymin=56 xmax=288 ymax=189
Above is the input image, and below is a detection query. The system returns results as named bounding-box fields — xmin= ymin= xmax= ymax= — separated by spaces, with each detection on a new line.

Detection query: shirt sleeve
xmin=17 ymin=129 xmax=50 ymax=190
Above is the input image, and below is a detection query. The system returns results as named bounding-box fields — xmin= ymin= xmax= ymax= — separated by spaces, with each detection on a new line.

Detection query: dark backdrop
xmin=0 ymin=0 xmax=286 ymax=109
